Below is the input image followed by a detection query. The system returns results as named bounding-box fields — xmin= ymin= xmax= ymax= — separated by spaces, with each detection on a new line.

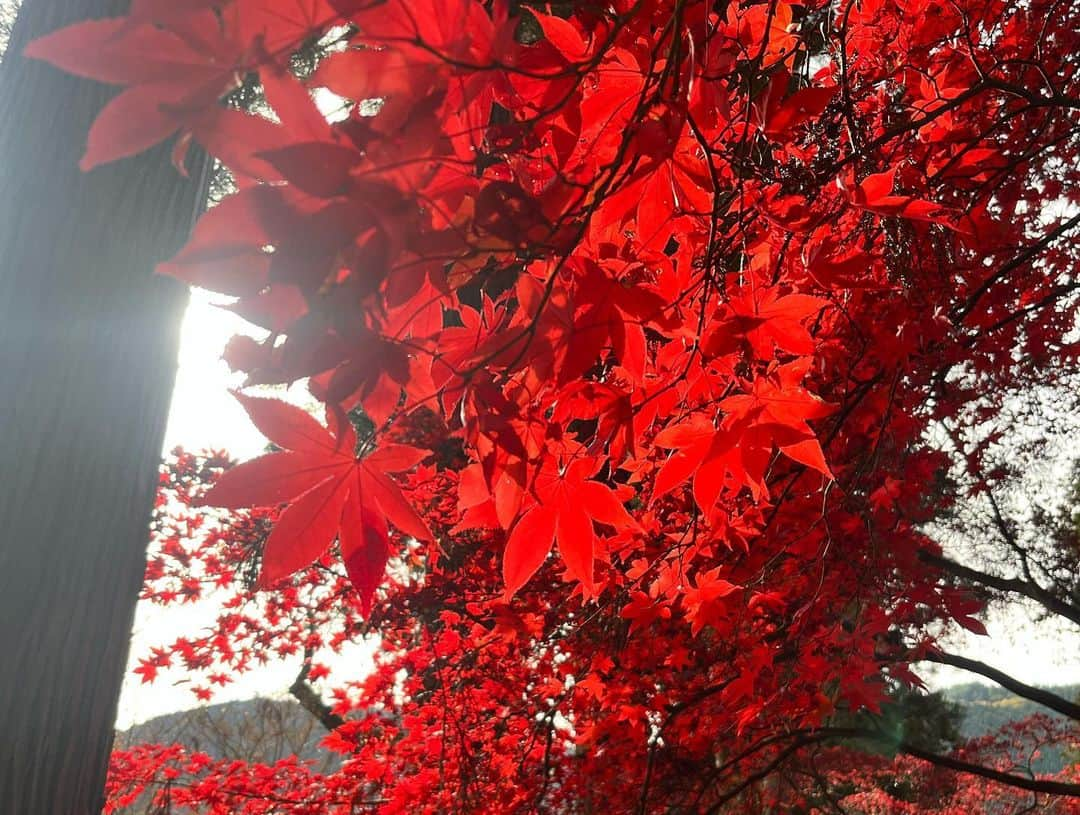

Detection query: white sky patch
xmin=161 ymin=289 xmax=271 ymax=460
xmin=919 ymin=603 xmax=1080 ymax=690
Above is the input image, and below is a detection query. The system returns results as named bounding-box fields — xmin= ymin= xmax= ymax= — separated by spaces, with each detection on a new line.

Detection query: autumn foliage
xmin=25 ymin=0 xmax=1080 ymax=810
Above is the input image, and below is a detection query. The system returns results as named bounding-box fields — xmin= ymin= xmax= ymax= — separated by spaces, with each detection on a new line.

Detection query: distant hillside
xmin=941 ymin=682 xmax=1079 ymax=774
xmin=944 ymin=681 xmax=1080 ymax=738
xmin=115 ymin=697 xmax=338 ymax=771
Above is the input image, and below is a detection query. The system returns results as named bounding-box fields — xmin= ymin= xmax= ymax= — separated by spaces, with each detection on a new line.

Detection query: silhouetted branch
xmin=918 ymin=550 xmax=1080 ymax=627
xmin=923 ymin=650 xmax=1080 ymax=720
xmin=289 ymin=662 xmax=344 ymax=732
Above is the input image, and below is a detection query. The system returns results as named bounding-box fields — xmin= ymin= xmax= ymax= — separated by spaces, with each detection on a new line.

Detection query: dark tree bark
xmin=0 ymin=1 xmax=210 ymax=813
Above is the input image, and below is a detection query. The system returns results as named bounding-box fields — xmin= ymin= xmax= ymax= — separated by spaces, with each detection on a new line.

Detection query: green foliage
xmin=831 ymin=683 xmax=965 ymax=757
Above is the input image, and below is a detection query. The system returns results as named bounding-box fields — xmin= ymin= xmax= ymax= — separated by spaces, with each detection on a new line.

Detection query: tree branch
xmin=701 ymin=725 xmax=1080 ymax=810
xmin=704 ymin=733 xmax=833 ymax=813
xmin=895 ymin=737 xmax=1080 ymax=797
xmin=918 ymin=550 xmax=1080 ymax=627
xmin=922 ymin=650 xmax=1080 ymax=720
xmin=953 ymin=209 xmax=1080 ymax=322
xmin=289 ymin=663 xmax=344 ymax=732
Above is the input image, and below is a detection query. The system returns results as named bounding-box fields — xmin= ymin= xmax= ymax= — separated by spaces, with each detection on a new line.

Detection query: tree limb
xmin=953 ymin=208 xmax=1080 ymax=322
xmin=701 ymin=726 xmax=1080 ymax=810
xmin=922 ymin=650 xmax=1080 ymax=720
xmin=704 ymin=733 xmax=832 ymax=813
xmin=289 ymin=663 xmax=344 ymax=732
xmin=895 ymin=737 xmax=1080 ymax=797
xmin=918 ymin=550 xmax=1080 ymax=627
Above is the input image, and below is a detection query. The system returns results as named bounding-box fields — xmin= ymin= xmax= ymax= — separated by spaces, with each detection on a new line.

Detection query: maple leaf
xmin=133 ymin=658 xmax=161 ymax=684
xmin=842 ymin=168 xmax=960 ymax=228
xmin=531 ymin=9 xmax=590 ymax=63
xmin=237 ymin=0 xmax=344 ymax=59
xmin=502 ymin=458 xmax=639 ymax=598
xmin=683 ymin=568 xmax=739 ymax=636
xmin=197 ymin=392 xmax=431 ymax=611
xmin=718 ymin=361 xmax=836 ymax=496
xmin=652 ymin=415 xmax=735 ymax=514
xmin=128 ymin=0 xmax=223 ymax=23
xmin=654 ymin=361 xmax=834 ymax=508
xmin=620 ymin=590 xmax=672 ymax=634
xmin=311 ymin=46 xmax=438 ymax=134
xmin=764 ymin=79 xmax=837 ymax=139
xmin=706 ymin=287 xmax=829 ymax=360
xmin=24 ymin=17 xmax=242 ymax=169
xmin=720 ymin=359 xmax=835 ymax=433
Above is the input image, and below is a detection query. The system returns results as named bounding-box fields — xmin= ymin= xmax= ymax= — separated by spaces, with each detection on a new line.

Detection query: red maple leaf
xmin=24 ymin=16 xmax=243 ymax=169
xmin=683 ymin=568 xmax=740 ymax=636
xmin=197 ymin=392 xmax=431 ymax=612
xmin=133 ymin=658 xmax=161 ymax=684
xmin=706 ymin=287 xmax=829 ymax=360
xmin=842 ymin=167 xmax=960 ymax=228
xmin=654 ymin=361 xmax=834 ymax=507
xmin=502 ymin=457 xmax=639 ymax=598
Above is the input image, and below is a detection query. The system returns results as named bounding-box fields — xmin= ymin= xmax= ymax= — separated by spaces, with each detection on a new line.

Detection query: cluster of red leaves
xmin=804 ymin=717 xmax=1080 ymax=815
xmin=30 ymin=0 xmax=1080 ymax=810
xmin=137 ymin=448 xmax=388 ymax=702
xmin=105 ymin=743 xmax=359 ymax=814
xmin=105 ymin=718 xmax=1080 ymax=815
xmin=124 ymin=441 xmax=1080 ymax=813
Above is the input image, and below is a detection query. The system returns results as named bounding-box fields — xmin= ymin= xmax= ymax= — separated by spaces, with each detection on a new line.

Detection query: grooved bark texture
xmin=0 ymin=2 xmax=210 ymax=813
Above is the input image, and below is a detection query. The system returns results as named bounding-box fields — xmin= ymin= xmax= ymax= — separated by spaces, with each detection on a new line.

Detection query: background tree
xmin=0 ymin=1 xmax=211 ymax=812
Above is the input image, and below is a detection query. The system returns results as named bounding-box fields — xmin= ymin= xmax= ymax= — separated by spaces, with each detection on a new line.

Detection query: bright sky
xmin=117 ymin=291 xmax=299 ymax=728
xmin=115 ymin=291 xmax=1080 ymax=729
xmin=161 ymin=290 xmax=276 ymax=461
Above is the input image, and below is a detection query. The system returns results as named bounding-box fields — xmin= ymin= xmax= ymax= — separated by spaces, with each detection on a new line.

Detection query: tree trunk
xmin=0 ymin=1 xmax=210 ymax=813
